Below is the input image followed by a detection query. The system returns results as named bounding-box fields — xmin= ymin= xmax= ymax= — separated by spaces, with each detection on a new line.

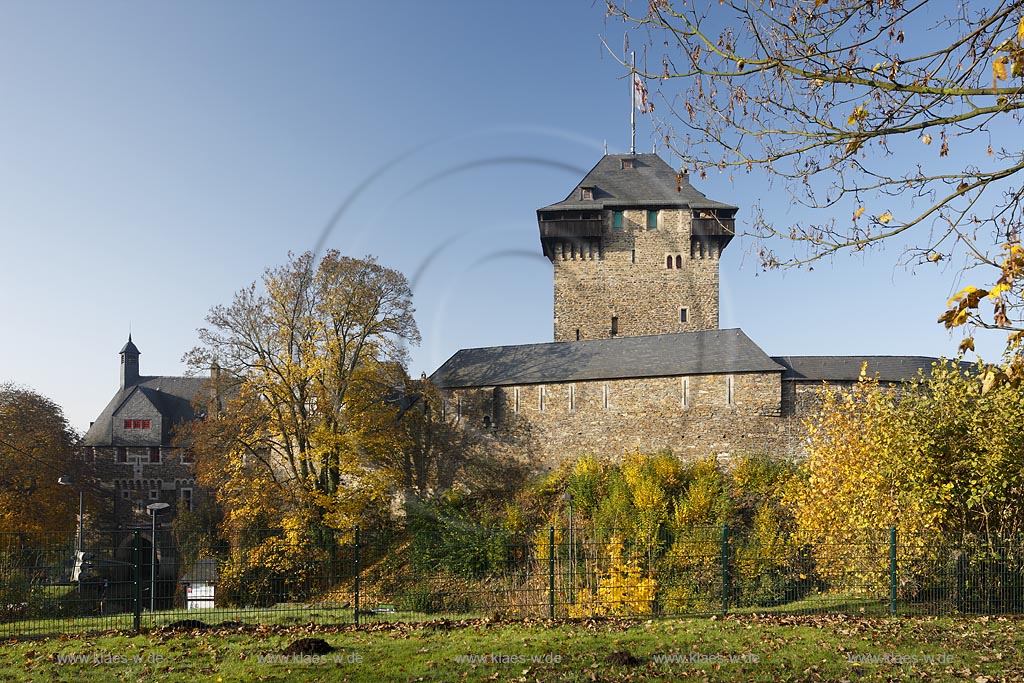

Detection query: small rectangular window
xmin=121 ymin=490 xmax=130 ymax=500
xmin=602 ymin=383 xmax=609 ymax=411
xmin=150 ymin=447 xmax=160 ymax=463
xmin=581 ymin=187 xmax=594 ymax=200
xmin=611 ymin=316 xmax=619 ymax=336
xmin=681 ymin=377 xmax=690 ymax=409
xmin=117 ymin=447 xmax=127 ymax=463
xmin=727 ymin=375 xmax=735 ymax=407
xmin=538 ymin=386 xmax=545 ymax=412
xmin=513 ymin=387 xmax=520 ymax=414
xmin=149 ymin=489 xmax=159 ymax=500
xmin=569 ymin=385 xmax=576 ymax=413
xmin=456 ymin=395 xmax=462 ymax=421
xmin=647 ymin=210 xmax=658 ymax=229
xmin=123 ymin=419 xmax=131 ymax=429
xmin=680 ymin=307 xmax=688 ymax=324
xmin=180 ymin=488 xmax=193 ymax=512
xmin=631 ymin=249 xmax=636 ymax=264
xmin=613 ymin=211 xmax=623 ymax=229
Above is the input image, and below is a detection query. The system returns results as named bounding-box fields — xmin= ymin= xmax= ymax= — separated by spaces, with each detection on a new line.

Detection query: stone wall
xmin=552 ymin=209 xmax=721 ymax=341
xmin=84 ymin=445 xmax=199 ymax=525
xmin=444 ymin=371 xmax=817 ymax=471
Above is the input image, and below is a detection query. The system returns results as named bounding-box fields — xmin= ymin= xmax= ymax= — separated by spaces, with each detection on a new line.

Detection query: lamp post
xmin=57 ymin=476 xmax=84 ymax=595
xmin=146 ymin=502 xmax=170 ymax=612
xmin=57 ymin=476 xmax=83 ymax=554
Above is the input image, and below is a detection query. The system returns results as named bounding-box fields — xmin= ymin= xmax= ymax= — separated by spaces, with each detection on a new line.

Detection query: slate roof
xmin=119 ymin=336 xmax=140 ymax=355
xmin=82 ymin=375 xmax=208 ymax=447
xmin=538 ymin=154 xmax=737 ymax=213
xmin=772 ymin=356 xmax=949 ymax=382
xmin=430 ymin=329 xmax=785 ymax=388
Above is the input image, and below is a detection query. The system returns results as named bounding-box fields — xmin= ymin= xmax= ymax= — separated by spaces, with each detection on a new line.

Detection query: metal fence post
xmin=721 ymin=524 xmax=729 ymax=616
xmin=132 ymin=529 xmax=142 ymax=632
xmin=354 ymin=525 xmax=361 ymax=626
xmin=956 ymin=550 xmax=967 ymax=613
xmin=889 ymin=527 xmax=897 ymax=616
xmin=548 ymin=526 xmax=555 ymax=619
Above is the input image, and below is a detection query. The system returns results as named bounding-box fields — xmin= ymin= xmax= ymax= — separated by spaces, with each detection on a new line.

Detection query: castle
xmin=80 ymin=154 xmax=946 ymax=521
xmin=430 ymin=154 xmax=942 ymax=467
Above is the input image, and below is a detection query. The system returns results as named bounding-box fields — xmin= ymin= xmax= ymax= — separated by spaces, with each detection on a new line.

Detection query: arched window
xmin=666 ymin=255 xmax=673 ymax=269
xmin=676 ymin=255 xmax=683 ymax=269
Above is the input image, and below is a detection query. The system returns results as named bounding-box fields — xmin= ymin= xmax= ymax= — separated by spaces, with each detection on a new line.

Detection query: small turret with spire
xmin=119 ymin=334 xmax=141 ymax=389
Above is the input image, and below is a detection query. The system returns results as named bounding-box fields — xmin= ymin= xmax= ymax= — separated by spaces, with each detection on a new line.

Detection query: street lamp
xmin=57 ymin=476 xmax=83 ymax=554
xmin=58 ymin=476 xmax=84 ymax=595
xmin=146 ymin=502 xmax=170 ymax=612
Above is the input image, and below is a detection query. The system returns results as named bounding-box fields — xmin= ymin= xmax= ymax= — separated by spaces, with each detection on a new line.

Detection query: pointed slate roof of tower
xmin=119 ymin=334 xmax=140 ymax=356
xmin=538 ymin=153 xmax=737 ymax=212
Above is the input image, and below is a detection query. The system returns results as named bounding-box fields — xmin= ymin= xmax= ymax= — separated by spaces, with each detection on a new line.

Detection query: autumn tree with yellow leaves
xmin=184 ymin=250 xmax=420 ymax=543
xmin=609 ymin=1 xmax=1024 ymax=373
xmin=787 ymin=360 xmax=1024 ymax=594
xmin=0 ymin=384 xmax=85 ymax=533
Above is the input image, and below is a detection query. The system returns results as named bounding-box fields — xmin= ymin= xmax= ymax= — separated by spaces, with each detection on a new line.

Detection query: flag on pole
xmin=633 ymin=73 xmax=647 ymax=113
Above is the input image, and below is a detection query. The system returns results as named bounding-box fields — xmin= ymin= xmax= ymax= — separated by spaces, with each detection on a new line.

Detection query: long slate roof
xmin=82 ymin=375 xmax=207 ymax=447
xmin=430 ymin=329 xmax=785 ymax=388
xmin=538 ymin=154 xmax=737 ymax=213
xmin=772 ymin=356 xmax=953 ymax=382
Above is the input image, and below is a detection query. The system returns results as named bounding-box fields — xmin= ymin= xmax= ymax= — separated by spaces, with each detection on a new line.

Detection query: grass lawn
xmin=1 ymin=614 xmax=1021 ymax=682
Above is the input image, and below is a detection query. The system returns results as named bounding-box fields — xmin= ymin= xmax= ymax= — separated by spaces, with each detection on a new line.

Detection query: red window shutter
xmin=124 ymin=419 xmax=132 ymax=429
xmin=150 ymin=447 xmax=160 ymax=463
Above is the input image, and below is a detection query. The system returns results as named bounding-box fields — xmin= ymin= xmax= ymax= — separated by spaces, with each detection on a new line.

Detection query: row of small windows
xmin=612 ymin=210 xmax=659 ymax=230
xmin=97 ymin=446 xmax=193 ymax=464
xmin=511 ymin=376 xmax=734 ymax=414
xmin=123 ymin=419 xmax=151 ymax=430
xmin=115 ymin=479 xmax=194 ymax=509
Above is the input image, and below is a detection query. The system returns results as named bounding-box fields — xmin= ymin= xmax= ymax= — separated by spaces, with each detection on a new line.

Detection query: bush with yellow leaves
xmin=569 ymin=535 xmax=656 ymax=617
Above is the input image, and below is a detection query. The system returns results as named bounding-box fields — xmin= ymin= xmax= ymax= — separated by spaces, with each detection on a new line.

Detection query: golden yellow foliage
xmin=569 ymin=535 xmax=657 ymax=617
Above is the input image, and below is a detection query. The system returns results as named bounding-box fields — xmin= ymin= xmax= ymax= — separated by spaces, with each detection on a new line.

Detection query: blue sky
xmin=0 ymin=1 xmax=993 ymax=431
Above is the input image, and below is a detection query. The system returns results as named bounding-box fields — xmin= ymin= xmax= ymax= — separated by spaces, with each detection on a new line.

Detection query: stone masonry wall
xmin=552 ymin=209 xmax=721 ymax=341
xmin=85 ymin=445 xmax=199 ymax=525
xmin=444 ymin=372 xmax=815 ymax=471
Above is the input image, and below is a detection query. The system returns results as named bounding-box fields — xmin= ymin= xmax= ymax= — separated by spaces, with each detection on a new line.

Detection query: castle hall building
xmin=431 ymin=154 xmax=944 ymax=467
xmin=82 ymin=336 xmax=205 ymax=523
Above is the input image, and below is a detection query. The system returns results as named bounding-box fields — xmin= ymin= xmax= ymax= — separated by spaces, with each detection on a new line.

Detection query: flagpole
xmin=630 ymin=51 xmax=636 ymax=154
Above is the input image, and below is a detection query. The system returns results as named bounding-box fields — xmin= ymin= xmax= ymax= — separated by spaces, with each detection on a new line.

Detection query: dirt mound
xmin=606 ymin=650 xmax=642 ymax=666
xmin=282 ymin=638 xmax=335 ymax=656
xmin=162 ymin=620 xmax=209 ymax=631
xmin=215 ymin=620 xmax=247 ymax=629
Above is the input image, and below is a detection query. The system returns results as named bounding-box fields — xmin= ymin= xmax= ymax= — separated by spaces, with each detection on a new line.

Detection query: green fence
xmin=1 ymin=526 xmax=1022 ymax=637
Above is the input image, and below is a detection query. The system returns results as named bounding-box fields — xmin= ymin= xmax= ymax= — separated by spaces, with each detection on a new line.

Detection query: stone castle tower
xmin=537 ymin=154 xmax=736 ymax=342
